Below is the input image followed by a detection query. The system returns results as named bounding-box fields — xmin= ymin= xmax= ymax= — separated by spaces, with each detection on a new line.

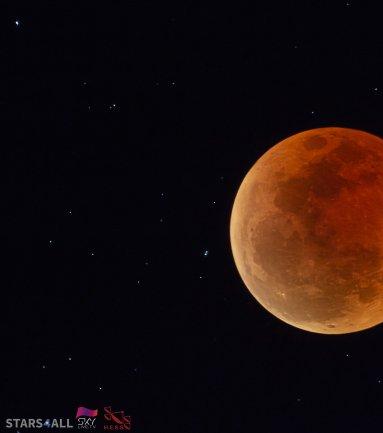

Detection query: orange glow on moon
xmin=230 ymin=127 xmax=383 ymax=334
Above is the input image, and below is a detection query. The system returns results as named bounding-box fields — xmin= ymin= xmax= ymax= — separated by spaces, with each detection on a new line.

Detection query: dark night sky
xmin=2 ymin=1 xmax=383 ymax=432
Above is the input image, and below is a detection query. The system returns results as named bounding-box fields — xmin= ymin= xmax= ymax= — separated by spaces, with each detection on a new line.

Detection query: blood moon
xmin=230 ymin=127 xmax=383 ymax=334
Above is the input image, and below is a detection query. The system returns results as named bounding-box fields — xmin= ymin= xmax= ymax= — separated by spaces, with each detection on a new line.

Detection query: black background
xmin=2 ymin=1 xmax=383 ymax=432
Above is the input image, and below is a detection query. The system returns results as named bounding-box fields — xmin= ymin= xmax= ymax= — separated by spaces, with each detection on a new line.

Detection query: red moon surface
xmin=230 ymin=127 xmax=383 ymax=334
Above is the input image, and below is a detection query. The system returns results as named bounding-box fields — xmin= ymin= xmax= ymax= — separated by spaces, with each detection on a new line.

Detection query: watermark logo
xmin=4 ymin=406 xmax=132 ymax=430
xmin=5 ymin=418 xmax=74 ymax=429
xmin=76 ymin=407 xmax=98 ymax=429
xmin=104 ymin=406 xmax=131 ymax=430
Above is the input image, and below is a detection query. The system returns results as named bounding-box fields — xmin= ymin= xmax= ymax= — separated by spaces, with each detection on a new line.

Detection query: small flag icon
xmin=76 ymin=407 xmax=98 ymax=418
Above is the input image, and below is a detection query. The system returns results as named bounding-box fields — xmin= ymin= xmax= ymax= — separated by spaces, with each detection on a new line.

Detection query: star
xmin=68 ymin=356 xmax=72 ymax=361
xmin=15 ymin=20 xmax=20 ymax=26
xmin=98 ymin=386 xmax=103 ymax=391
xmin=67 ymin=209 xmax=72 ymax=215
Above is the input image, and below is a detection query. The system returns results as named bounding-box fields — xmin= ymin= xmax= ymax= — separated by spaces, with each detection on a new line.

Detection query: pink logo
xmin=76 ymin=407 xmax=98 ymax=418
xmin=104 ymin=406 xmax=131 ymax=430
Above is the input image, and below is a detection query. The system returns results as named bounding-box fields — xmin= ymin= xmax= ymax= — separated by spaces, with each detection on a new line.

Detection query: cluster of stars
xmin=41 ymin=356 xmax=72 ymax=370
xmin=78 ymin=77 xmax=178 ymax=114
xmin=155 ymin=81 xmax=177 ymax=87
xmin=40 ymin=164 xmax=218 ymax=391
xmin=10 ymin=13 xmax=232 ymax=388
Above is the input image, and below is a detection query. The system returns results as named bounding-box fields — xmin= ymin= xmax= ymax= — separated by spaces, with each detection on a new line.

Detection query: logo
xmin=5 ymin=418 xmax=74 ymax=429
xmin=103 ymin=407 xmax=131 ymax=430
xmin=76 ymin=407 xmax=98 ymax=429
xmin=4 ymin=406 xmax=132 ymax=430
